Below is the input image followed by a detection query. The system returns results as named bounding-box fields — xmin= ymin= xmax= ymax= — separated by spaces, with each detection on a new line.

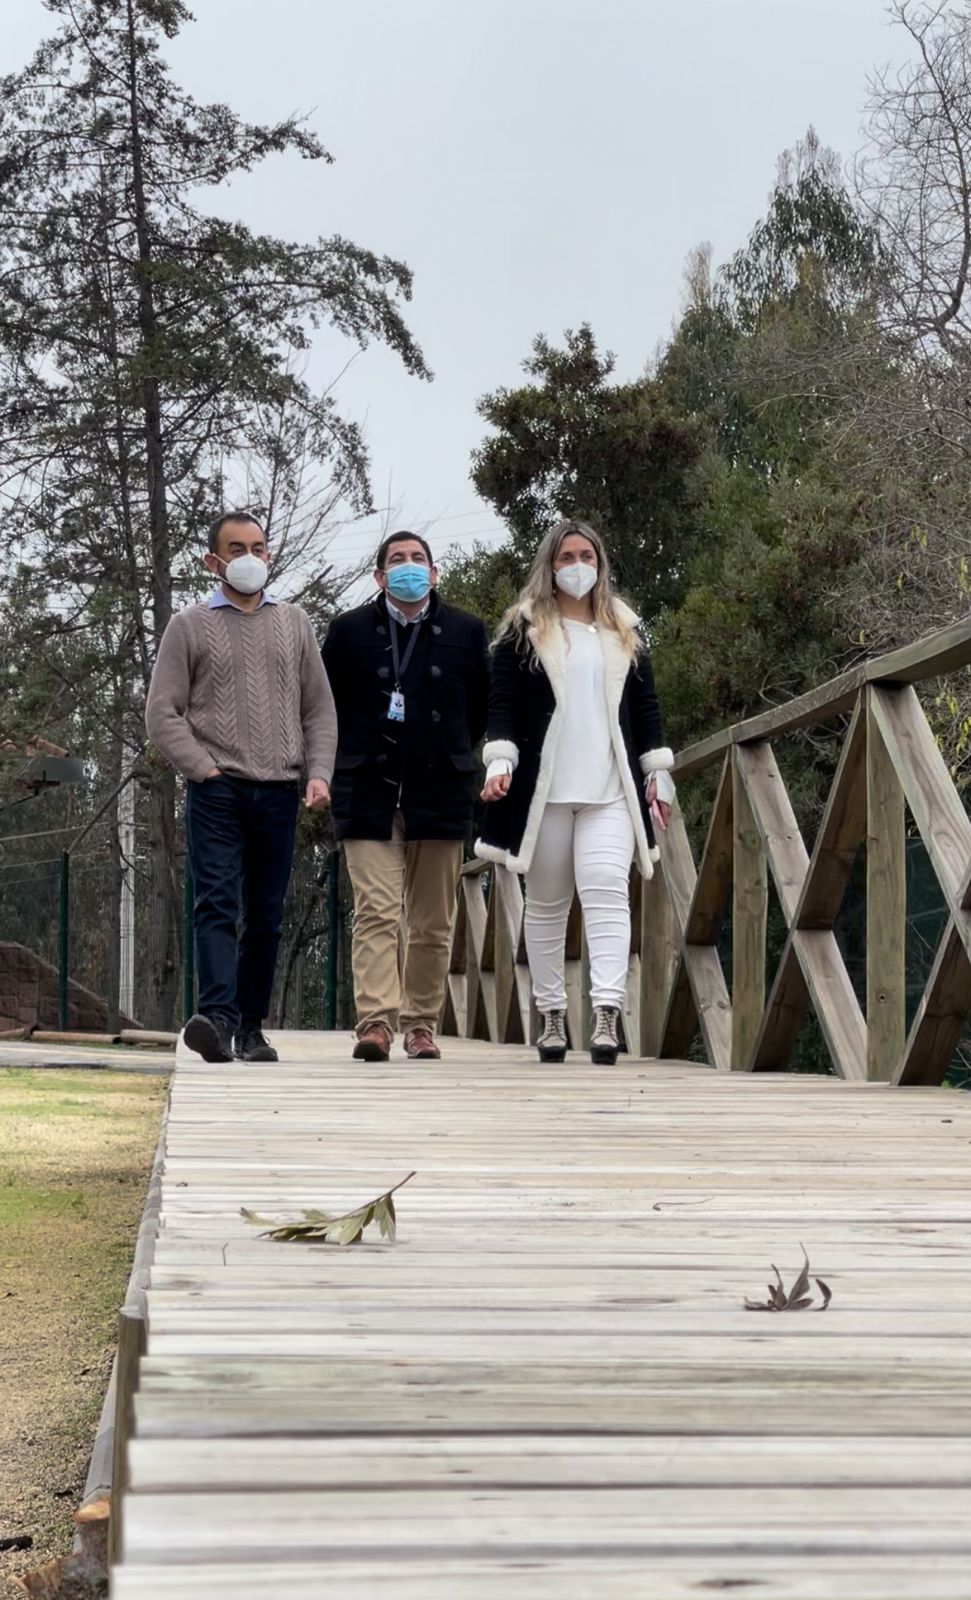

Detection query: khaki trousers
xmin=343 ymin=813 xmax=462 ymax=1036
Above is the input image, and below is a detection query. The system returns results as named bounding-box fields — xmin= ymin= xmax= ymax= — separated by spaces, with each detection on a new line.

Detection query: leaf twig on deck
xmin=241 ymin=1172 xmax=416 ymax=1245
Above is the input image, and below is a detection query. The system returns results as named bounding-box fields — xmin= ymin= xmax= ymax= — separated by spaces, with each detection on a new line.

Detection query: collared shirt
xmin=207 ymin=588 xmax=277 ymax=611
xmin=386 ymin=596 xmax=430 ymax=628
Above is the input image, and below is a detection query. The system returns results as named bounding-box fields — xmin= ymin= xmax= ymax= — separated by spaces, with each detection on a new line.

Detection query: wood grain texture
xmin=734 ymin=741 xmax=808 ymax=925
xmin=656 ymin=954 xmax=698 ymax=1060
xmin=656 ymin=798 xmax=732 ymax=1072
xmin=111 ymin=1563 xmax=971 ymax=1600
xmin=113 ymin=1031 xmax=971 ymax=1599
xmin=732 ymin=746 xmax=767 ymax=1070
xmin=867 ymin=616 xmax=971 ymax=687
xmin=866 ymin=690 xmax=907 ymax=1083
xmin=110 ymin=1307 xmax=146 ymax=1567
xmin=686 ymin=753 xmax=733 ymax=945
xmin=868 ymin=685 xmax=971 ymax=915
xmin=747 ymin=710 xmax=866 ymax=1076
xmin=734 ymin=741 xmax=866 ymax=1081
xmin=749 ymin=942 xmax=810 ymax=1074
xmin=638 ymin=861 xmax=678 ymax=1057
xmin=797 ymin=700 xmax=866 ymax=930
xmin=896 ymin=916 xmax=971 ymax=1087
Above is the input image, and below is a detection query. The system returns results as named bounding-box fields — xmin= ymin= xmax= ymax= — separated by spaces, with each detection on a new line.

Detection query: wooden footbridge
xmin=111 ymin=623 xmax=971 ymax=1599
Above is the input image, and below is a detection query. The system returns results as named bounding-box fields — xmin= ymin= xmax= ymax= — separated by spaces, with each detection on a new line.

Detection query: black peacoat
xmin=474 ymin=600 xmax=673 ymax=877
xmin=321 ymin=590 xmax=489 ymax=841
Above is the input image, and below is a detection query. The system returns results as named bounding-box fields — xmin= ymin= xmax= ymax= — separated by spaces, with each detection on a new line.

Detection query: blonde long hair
xmin=495 ymin=519 xmax=641 ymax=658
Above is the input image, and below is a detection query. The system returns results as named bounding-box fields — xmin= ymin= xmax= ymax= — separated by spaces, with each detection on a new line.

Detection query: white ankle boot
xmin=537 ymin=1009 xmax=568 ymax=1063
xmin=590 ymin=1005 xmax=620 ymax=1065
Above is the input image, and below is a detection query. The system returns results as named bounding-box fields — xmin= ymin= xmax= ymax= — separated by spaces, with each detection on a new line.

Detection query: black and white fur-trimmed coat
xmin=474 ymin=600 xmax=674 ymax=878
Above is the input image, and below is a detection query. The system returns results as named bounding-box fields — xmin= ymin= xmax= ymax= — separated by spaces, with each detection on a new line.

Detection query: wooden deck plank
xmin=112 ymin=1557 xmax=971 ymax=1600
xmin=115 ymin=1032 xmax=971 ymax=1596
xmin=126 ymin=1434 xmax=971 ymax=1492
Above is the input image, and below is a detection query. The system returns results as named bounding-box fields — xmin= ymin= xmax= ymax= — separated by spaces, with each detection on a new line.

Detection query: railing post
xmin=640 ymin=862 xmax=678 ymax=1057
xmin=58 ymin=850 xmax=70 ymax=1031
xmin=866 ymin=686 xmax=906 ymax=1081
xmin=731 ymin=746 xmax=767 ymax=1070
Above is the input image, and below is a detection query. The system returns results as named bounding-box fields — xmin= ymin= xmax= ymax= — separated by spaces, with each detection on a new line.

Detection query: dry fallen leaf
xmin=242 ymin=1172 xmax=415 ymax=1245
xmin=745 ymin=1246 xmax=832 ymax=1312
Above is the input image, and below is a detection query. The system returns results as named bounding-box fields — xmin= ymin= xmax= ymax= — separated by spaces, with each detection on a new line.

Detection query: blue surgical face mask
xmin=385 ymin=562 xmax=431 ymax=603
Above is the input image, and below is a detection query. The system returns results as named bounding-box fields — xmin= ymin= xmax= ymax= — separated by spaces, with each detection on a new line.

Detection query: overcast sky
xmin=7 ymin=0 xmax=907 ymax=583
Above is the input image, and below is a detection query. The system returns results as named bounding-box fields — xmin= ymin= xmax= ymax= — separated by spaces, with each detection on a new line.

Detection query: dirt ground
xmin=0 ymin=1068 xmax=166 ymax=1596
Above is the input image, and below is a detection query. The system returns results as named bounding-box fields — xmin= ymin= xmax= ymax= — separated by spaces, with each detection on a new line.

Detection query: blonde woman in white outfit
xmin=476 ymin=520 xmax=674 ymax=1065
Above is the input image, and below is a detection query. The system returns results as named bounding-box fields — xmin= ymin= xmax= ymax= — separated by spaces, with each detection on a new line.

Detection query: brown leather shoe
xmin=404 ymin=1028 xmax=441 ymax=1060
xmin=352 ymin=1021 xmax=392 ymax=1062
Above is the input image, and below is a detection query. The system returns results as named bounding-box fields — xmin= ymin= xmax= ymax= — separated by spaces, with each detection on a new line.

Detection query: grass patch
xmin=0 ymin=1068 xmax=166 ymax=1595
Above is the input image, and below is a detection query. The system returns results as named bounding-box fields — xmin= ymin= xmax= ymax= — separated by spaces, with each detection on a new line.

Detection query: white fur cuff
xmin=639 ymin=746 xmax=675 ymax=774
xmin=483 ymin=739 xmax=519 ymax=770
xmin=473 ymin=838 xmax=510 ymax=866
xmin=485 ymin=759 xmax=513 ymax=783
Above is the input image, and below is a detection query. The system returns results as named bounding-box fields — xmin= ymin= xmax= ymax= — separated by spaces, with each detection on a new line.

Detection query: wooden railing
xmin=443 ymin=618 xmax=971 ymax=1085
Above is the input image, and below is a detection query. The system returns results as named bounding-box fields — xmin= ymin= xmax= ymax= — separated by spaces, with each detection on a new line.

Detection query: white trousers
xmin=524 ymin=798 xmax=635 ymax=1012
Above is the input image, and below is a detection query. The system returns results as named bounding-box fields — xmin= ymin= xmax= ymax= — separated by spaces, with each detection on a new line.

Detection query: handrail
xmin=673 ymin=616 xmax=971 ymax=779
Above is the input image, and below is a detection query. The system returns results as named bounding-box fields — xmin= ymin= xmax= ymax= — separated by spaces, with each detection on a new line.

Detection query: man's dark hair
xmin=208 ymin=511 xmax=265 ymax=553
xmin=375 ymin=530 xmax=433 ymax=570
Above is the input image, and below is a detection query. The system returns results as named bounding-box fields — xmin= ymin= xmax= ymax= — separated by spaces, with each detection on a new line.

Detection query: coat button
xmin=430 ymin=664 xmax=442 ymax=678
xmin=432 ymin=624 xmax=442 ymax=635
xmin=377 ymin=665 xmax=390 ymax=679
xmin=376 ymin=623 xmax=387 ymax=635
xmin=376 ymin=753 xmax=387 ymax=765
xmin=431 ymin=710 xmax=441 ymax=723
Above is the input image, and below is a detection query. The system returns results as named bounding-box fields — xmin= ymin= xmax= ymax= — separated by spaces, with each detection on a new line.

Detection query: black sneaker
xmin=183 ymin=1012 xmax=235 ymax=1062
xmin=235 ymin=1024 xmax=279 ymax=1063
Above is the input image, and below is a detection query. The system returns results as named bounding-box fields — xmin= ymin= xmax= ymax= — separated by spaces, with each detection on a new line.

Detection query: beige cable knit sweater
xmin=145 ymin=601 xmax=337 ymax=784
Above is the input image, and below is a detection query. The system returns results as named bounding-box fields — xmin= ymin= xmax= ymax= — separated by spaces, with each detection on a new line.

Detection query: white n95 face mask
xmin=555 ymin=563 xmax=597 ymax=600
xmin=221 ymin=554 xmax=268 ymax=596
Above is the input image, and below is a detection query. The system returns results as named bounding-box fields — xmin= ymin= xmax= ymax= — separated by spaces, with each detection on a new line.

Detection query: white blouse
xmin=485 ymin=620 xmax=676 ymax=807
xmin=547 ymin=621 xmax=623 ymax=805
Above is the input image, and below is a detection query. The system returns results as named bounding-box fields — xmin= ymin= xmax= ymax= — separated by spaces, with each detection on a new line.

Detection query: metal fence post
xmin=58 ymin=851 xmax=70 ymax=1030
xmin=182 ymin=860 xmax=194 ymax=1024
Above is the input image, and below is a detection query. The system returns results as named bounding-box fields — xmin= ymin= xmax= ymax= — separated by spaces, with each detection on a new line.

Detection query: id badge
xmin=388 ymin=689 xmax=405 ymax=722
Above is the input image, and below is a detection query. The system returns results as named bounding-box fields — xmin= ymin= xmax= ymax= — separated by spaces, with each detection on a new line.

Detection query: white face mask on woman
xmin=217 ymin=554 xmax=268 ymax=596
xmin=555 ymin=562 xmax=597 ymax=600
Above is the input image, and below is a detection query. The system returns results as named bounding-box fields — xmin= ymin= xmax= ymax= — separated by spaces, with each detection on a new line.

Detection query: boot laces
xmin=541 ymin=1009 xmax=567 ymax=1044
xmin=592 ymin=1006 xmax=619 ymax=1044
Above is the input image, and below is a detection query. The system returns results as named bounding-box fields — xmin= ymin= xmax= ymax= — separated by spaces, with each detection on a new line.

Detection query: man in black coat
xmin=322 ymin=532 xmax=489 ymax=1061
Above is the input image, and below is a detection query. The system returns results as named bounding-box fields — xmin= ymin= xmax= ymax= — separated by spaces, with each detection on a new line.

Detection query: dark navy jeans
xmin=185 ymin=775 xmax=299 ymax=1029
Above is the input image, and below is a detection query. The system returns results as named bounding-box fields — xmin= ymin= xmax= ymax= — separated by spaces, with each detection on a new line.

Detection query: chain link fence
xmin=0 ymin=840 xmax=354 ymax=1035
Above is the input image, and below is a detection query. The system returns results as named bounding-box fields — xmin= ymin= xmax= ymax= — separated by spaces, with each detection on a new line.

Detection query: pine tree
xmin=0 ymin=0 xmax=429 ymax=1024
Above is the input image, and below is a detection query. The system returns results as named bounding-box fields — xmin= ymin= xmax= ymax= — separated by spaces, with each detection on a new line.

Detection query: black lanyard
xmin=388 ymin=615 xmax=423 ymax=689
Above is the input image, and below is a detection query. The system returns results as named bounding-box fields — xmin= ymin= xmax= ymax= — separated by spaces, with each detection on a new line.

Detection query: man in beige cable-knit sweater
xmin=146 ymin=512 xmax=337 ymax=1063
